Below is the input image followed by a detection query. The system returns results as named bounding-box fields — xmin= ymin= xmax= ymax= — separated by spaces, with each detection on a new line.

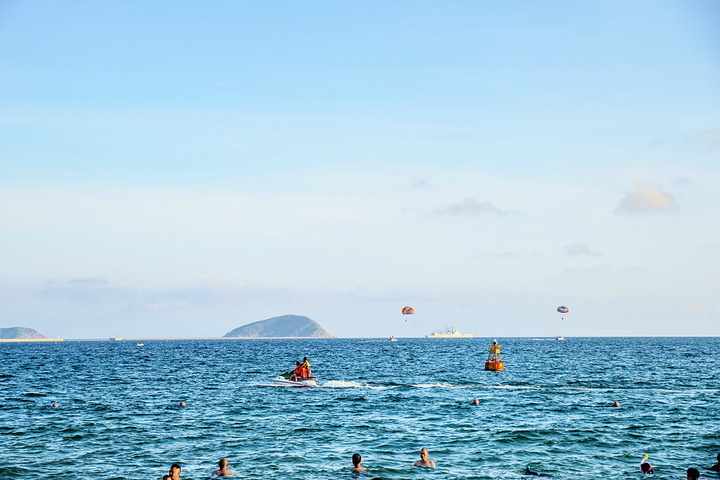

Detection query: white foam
xmin=322 ymin=380 xmax=389 ymax=390
xmin=413 ymin=382 xmax=468 ymax=389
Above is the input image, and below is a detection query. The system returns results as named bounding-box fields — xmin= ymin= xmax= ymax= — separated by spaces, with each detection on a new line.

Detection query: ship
xmin=426 ymin=327 xmax=475 ymax=338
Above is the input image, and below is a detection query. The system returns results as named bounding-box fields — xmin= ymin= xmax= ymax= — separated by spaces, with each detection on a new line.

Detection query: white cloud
xmin=671 ymin=176 xmax=691 ymax=186
xmin=697 ymin=127 xmax=720 ymax=149
xmin=409 ymin=178 xmax=431 ymax=189
xmin=434 ymin=198 xmax=511 ymax=216
xmin=42 ymin=278 xmax=136 ymax=305
xmin=564 ymin=243 xmax=601 ymax=257
xmin=614 ymin=183 xmax=676 ymax=215
xmin=564 ymin=265 xmax=612 ymax=274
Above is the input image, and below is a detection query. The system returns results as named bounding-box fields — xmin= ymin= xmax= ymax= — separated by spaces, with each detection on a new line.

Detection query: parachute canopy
xmin=557 ymin=306 xmax=569 ymax=314
xmin=402 ymin=306 xmax=414 ymax=315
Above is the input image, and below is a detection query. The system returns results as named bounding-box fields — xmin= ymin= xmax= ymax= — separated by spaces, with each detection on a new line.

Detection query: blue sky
xmin=1 ymin=1 xmax=719 ymax=338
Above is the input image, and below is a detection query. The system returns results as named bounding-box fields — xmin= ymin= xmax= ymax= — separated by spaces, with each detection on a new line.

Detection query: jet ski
xmin=272 ymin=372 xmax=318 ymax=387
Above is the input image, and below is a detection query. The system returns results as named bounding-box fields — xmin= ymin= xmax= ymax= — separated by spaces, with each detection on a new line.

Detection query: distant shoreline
xmin=0 ymin=338 xmax=64 ymax=343
xmin=2 ymin=337 xmax=339 ymax=342
xmin=1 ymin=336 xmax=715 ymax=343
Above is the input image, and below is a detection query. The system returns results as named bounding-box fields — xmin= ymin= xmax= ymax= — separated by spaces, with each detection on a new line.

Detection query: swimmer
xmin=612 ymin=401 xmax=620 ymax=407
xmin=472 ymin=399 xmax=480 ymax=405
xmin=708 ymin=452 xmax=720 ymax=471
xmin=640 ymin=455 xmax=653 ymax=474
xmin=352 ymin=453 xmax=366 ymax=472
xmin=212 ymin=458 xmax=235 ymax=476
xmin=413 ymin=448 xmax=435 ymax=467
xmin=524 ymin=466 xmax=553 ymax=477
xmin=687 ymin=467 xmax=703 ymax=480
xmin=169 ymin=464 xmax=182 ymax=480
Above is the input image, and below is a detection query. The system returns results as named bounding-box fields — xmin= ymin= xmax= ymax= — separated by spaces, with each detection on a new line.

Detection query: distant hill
xmin=0 ymin=327 xmax=46 ymax=339
xmin=224 ymin=315 xmax=332 ymax=338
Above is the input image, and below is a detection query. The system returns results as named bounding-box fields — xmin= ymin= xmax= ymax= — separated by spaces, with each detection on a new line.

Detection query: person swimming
xmin=708 ymin=452 xmax=720 ymax=471
xmin=640 ymin=463 xmax=653 ymax=474
xmin=640 ymin=455 xmax=654 ymax=474
xmin=524 ymin=466 xmax=552 ymax=477
xmin=168 ymin=464 xmax=182 ymax=480
xmin=413 ymin=448 xmax=435 ymax=467
xmin=686 ymin=467 xmax=710 ymax=480
xmin=212 ymin=458 xmax=235 ymax=476
xmin=352 ymin=453 xmax=366 ymax=472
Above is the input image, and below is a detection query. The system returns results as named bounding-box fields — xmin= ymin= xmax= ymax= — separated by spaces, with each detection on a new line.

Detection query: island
xmin=224 ymin=315 xmax=333 ymax=338
xmin=0 ymin=327 xmax=62 ymax=342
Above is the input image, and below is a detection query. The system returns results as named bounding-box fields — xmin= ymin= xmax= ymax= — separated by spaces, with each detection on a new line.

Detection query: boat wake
xmin=322 ymin=380 xmax=389 ymax=390
xmin=413 ymin=382 xmax=472 ymax=389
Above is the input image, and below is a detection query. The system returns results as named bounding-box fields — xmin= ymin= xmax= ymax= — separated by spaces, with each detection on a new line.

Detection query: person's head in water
xmin=169 ymin=464 xmax=181 ymax=480
xmin=212 ymin=458 xmax=234 ymax=476
xmin=641 ymin=462 xmax=653 ymax=474
xmin=352 ymin=453 xmax=367 ymax=471
xmin=687 ymin=467 xmax=700 ymax=480
xmin=351 ymin=453 xmax=367 ymax=472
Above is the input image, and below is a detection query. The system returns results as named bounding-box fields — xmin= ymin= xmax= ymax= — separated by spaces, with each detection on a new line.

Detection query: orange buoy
xmin=179 ymin=402 xmax=186 ymax=407
xmin=484 ymin=340 xmax=504 ymax=371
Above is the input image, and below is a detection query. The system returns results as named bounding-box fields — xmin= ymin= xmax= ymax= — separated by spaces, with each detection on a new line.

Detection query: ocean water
xmin=1 ymin=337 xmax=718 ymax=480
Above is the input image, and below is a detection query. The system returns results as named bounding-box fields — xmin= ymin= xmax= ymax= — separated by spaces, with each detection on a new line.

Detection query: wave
xmin=413 ymin=382 xmax=471 ymax=389
xmin=322 ymin=380 xmax=390 ymax=390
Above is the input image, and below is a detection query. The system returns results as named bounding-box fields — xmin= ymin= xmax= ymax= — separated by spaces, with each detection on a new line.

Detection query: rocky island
xmin=0 ymin=326 xmax=61 ymax=342
xmin=224 ymin=315 xmax=333 ymax=338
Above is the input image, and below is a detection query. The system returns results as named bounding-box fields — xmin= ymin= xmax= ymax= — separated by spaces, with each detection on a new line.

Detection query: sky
xmin=1 ymin=1 xmax=719 ymax=339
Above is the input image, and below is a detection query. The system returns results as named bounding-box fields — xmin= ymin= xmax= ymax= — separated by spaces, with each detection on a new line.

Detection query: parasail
xmin=402 ymin=306 xmax=414 ymax=321
xmin=557 ymin=306 xmax=569 ymax=314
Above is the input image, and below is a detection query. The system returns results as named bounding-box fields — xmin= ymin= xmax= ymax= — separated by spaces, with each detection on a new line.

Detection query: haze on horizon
xmin=1 ymin=1 xmax=718 ymax=339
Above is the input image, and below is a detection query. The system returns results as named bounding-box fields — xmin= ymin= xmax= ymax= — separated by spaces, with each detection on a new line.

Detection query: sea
xmin=1 ymin=337 xmax=718 ymax=480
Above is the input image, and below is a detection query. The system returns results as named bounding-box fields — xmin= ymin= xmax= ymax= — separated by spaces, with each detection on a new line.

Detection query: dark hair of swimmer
xmin=641 ymin=463 xmax=653 ymax=474
xmin=352 ymin=453 xmax=361 ymax=466
xmin=687 ymin=467 xmax=700 ymax=480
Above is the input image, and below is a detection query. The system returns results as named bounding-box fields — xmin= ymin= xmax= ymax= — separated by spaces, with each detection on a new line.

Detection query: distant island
xmin=0 ymin=327 xmax=46 ymax=340
xmin=224 ymin=315 xmax=333 ymax=338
